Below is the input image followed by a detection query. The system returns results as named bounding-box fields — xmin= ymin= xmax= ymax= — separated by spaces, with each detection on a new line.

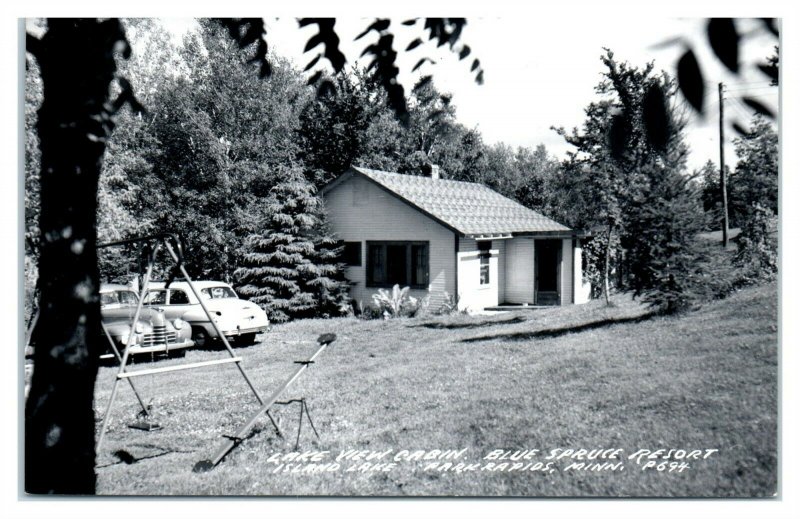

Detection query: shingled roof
xmin=325 ymin=166 xmax=572 ymax=238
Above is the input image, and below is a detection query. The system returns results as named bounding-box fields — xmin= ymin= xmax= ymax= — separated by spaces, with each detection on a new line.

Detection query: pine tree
xmin=624 ymin=166 xmax=708 ymax=313
xmin=234 ymin=167 xmax=349 ymax=322
xmin=732 ymin=115 xmax=778 ymax=283
xmin=302 ymin=218 xmax=352 ymax=318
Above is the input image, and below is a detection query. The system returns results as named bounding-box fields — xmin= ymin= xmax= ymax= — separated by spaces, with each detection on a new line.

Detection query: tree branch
xmin=26 ymin=33 xmax=42 ymax=60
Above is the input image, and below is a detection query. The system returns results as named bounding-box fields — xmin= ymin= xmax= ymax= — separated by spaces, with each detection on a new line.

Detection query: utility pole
xmin=719 ymin=82 xmax=730 ymax=247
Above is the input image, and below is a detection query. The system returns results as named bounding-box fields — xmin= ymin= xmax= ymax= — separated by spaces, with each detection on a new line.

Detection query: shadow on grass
xmin=409 ymin=315 xmax=528 ymax=330
xmin=461 ymin=313 xmax=658 ymax=343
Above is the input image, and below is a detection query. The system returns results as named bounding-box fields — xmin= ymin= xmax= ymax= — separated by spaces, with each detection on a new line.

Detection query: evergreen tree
xmin=625 ymin=166 xmax=708 ymax=313
xmin=732 ymin=115 xmax=778 ymax=283
xmin=303 ymin=218 xmax=352 ymax=318
xmin=234 ymin=168 xmax=349 ymax=322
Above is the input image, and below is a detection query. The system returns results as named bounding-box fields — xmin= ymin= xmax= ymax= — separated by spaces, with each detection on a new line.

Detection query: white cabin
xmin=322 ymin=166 xmax=591 ymax=312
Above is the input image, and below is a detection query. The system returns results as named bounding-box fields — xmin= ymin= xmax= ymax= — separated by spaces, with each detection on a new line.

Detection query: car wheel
xmin=237 ymin=333 xmax=258 ymax=346
xmin=192 ymin=327 xmax=210 ymax=349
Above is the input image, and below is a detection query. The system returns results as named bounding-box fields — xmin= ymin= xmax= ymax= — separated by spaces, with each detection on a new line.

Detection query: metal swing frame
xmin=95 ymin=233 xmax=281 ymax=454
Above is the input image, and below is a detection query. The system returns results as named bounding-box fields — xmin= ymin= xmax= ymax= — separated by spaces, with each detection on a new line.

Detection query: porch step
xmin=483 ymin=304 xmax=552 ymax=312
xmin=536 ymin=292 xmax=559 ymax=306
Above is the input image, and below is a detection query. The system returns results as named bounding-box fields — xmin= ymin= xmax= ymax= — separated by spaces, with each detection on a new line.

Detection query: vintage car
xmin=100 ymin=283 xmax=194 ymax=361
xmin=143 ymin=281 xmax=270 ymax=347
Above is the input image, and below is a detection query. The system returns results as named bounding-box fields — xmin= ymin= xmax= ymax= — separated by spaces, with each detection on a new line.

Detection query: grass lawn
xmin=94 ymin=282 xmax=777 ymax=497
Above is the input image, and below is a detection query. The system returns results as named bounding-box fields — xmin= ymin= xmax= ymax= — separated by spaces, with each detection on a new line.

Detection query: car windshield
xmin=143 ymin=290 xmax=167 ymax=305
xmin=200 ymin=286 xmax=238 ymax=299
xmin=101 ymin=290 xmax=138 ymax=308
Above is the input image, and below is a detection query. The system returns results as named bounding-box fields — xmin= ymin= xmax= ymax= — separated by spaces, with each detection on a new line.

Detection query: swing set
xmin=88 ymin=233 xmax=337 ymax=470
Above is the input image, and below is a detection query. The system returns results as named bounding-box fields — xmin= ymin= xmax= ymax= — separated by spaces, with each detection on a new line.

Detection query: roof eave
xmin=510 ymin=230 xmax=590 ymax=238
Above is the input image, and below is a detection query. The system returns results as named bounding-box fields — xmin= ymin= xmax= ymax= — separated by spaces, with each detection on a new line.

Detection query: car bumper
xmin=222 ymin=326 xmax=269 ymax=337
xmin=99 ymin=339 xmax=195 ymax=360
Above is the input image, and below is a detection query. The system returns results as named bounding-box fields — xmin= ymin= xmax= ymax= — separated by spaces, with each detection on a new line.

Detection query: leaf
xmin=760 ymin=18 xmax=779 ymax=37
xmin=412 ymin=57 xmax=433 ymax=72
xmin=458 ymin=45 xmax=471 ymax=60
xmin=677 ymin=49 xmax=705 ymax=114
xmin=707 ymin=18 xmax=739 ymax=73
xmin=304 ymin=33 xmax=325 ymax=53
xmin=406 ymin=38 xmax=423 ymax=51
xmin=307 ymin=70 xmax=322 ymax=86
xmin=416 ymin=75 xmax=433 ymax=91
xmin=304 ymin=54 xmax=322 ymax=72
xmin=25 ymin=32 xmax=42 ymax=59
xmin=355 ymin=18 xmax=390 ymax=40
xmin=475 ymin=70 xmax=484 ymax=85
xmin=317 ymin=79 xmax=336 ymax=98
xmin=757 ymin=62 xmax=778 ymax=83
xmin=218 ymin=18 xmax=271 ymax=78
xmin=642 ymin=83 xmax=669 ymax=152
xmin=732 ymin=122 xmax=750 ymax=136
xmin=402 ymin=19 xmax=417 ymax=26
xmin=608 ymin=111 xmax=630 ymax=162
xmin=471 ymin=58 xmax=480 ymax=72
xmin=741 ymin=97 xmax=776 ymax=119
xmin=299 ymin=19 xmax=347 ymax=73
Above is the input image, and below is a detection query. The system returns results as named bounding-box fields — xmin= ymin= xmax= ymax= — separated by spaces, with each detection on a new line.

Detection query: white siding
xmin=323 ymin=175 xmax=455 ymax=308
xmin=456 ymin=249 xmax=499 ymax=311
xmin=456 ymin=238 xmax=508 ymax=310
xmin=560 ymin=238 xmax=574 ymax=305
xmin=496 ymin=240 xmax=506 ymax=304
xmin=504 ymin=237 xmax=535 ymax=304
xmin=573 ymin=239 xmax=591 ymax=304
xmin=458 ymin=237 xmax=478 ymax=252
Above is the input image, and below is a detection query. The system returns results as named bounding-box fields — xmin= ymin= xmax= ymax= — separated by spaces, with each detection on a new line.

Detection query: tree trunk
xmin=25 ymin=19 xmax=126 ymax=495
xmin=603 ymin=223 xmax=614 ymax=306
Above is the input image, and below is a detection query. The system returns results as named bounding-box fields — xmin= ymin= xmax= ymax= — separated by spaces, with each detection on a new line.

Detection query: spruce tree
xmin=235 ymin=167 xmax=349 ymax=322
xmin=732 ymin=115 xmax=778 ymax=283
xmin=302 ymin=218 xmax=352 ymax=318
xmin=624 ymin=166 xmax=708 ymax=313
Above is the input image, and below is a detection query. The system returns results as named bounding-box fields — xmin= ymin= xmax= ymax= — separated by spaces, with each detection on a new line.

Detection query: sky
xmin=160 ymin=16 xmax=779 ymax=172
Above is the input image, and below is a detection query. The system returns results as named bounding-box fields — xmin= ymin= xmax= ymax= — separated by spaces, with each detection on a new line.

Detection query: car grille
xmin=142 ymin=325 xmax=178 ymax=346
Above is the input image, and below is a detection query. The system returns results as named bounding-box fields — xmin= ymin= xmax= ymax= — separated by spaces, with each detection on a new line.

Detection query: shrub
xmin=435 ymin=291 xmax=467 ymax=315
xmin=734 ymin=206 xmax=778 ymax=286
xmin=624 ymin=167 xmax=708 ymax=314
xmin=371 ymin=284 xmax=426 ymax=318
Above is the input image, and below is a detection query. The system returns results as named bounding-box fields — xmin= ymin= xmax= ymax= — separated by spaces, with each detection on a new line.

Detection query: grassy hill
xmin=94 ymin=282 xmax=778 ymax=497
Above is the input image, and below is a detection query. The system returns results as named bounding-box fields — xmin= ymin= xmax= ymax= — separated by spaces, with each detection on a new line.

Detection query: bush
xmin=370 ymin=285 xmax=428 ymax=319
xmin=624 ymin=168 xmax=708 ymax=314
xmin=435 ymin=291 xmax=467 ymax=315
xmin=734 ymin=206 xmax=778 ymax=286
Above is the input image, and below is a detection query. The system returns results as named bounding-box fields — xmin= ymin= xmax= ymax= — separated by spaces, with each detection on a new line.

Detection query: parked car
xmin=100 ymin=283 xmax=194 ymax=361
xmin=143 ymin=281 xmax=270 ymax=347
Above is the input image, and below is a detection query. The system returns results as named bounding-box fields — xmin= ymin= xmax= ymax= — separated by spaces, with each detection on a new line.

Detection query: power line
xmin=729 ymin=80 xmax=773 ymax=86
xmin=729 ymin=98 xmax=754 ymax=120
xmin=725 ymin=86 xmax=778 ymax=94
xmin=736 ymin=93 xmax=779 ymax=100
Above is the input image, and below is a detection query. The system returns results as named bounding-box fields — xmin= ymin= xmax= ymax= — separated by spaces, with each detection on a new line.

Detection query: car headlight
xmin=173 ymin=318 xmax=185 ymax=330
xmin=120 ymin=333 xmax=130 ymax=346
xmin=134 ymin=321 xmax=145 ymax=334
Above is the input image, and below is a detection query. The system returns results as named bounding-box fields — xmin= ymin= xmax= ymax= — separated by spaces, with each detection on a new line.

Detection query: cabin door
xmin=535 ymin=240 xmax=561 ymax=306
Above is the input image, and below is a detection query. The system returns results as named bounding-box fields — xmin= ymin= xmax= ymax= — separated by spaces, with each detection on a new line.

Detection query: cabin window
xmin=478 ymin=240 xmax=491 ymax=285
xmin=366 ymin=241 xmax=429 ymax=288
xmin=342 ymin=241 xmax=362 ymax=266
